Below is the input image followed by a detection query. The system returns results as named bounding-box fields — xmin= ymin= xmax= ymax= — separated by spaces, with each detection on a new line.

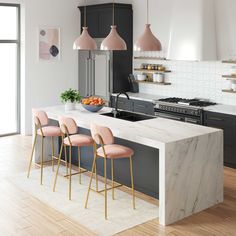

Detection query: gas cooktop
xmin=158 ymin=97 xmax=216 ymax=107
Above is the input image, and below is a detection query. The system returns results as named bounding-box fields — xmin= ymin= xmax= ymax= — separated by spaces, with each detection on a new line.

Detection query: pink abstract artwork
xmin=39 ymin=28 xmax=60 ymax=60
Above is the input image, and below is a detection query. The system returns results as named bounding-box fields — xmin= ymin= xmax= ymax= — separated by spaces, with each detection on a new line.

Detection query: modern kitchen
xmin=0 ymin=0 xmax=236 ymax=235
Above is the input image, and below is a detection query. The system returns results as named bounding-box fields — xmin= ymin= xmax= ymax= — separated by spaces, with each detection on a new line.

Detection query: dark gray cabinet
xmin=204 ymin=111 xmax=236 ymax=168
xmin=133 ymin=100 xmax=154 ymax=115
xmin=79 ymin=3 xmax=133 ymax=93
xmin=110 ymin=96 xmax=155 ymax=115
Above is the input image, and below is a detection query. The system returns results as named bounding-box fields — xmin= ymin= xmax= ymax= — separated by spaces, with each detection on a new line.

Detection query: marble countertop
xmin=43 ymin=105 xmax=220 ymax=148
xmin=39 ymin=104 xmax=223 ymax=226
xmin=111 ymin=92 xmax=166 ymax=103
xmin=204 ymin=104 xmax=236 ymax=116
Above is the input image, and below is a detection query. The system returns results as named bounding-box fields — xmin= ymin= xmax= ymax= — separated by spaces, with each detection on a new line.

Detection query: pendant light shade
xmin=134 ymin=24 xmax=162 ymax=51
xmin=101 ymin=26 xmax=127 ymax=50
xmin=73 ymin=1 xmax=97 ymax=50
xmin=100 ymin=1 xmax=127 ymax=51
xmin=73 ymin=27 xmax=97 ymax=50
xmin=134 ymin=0 xmax=162 ymax=51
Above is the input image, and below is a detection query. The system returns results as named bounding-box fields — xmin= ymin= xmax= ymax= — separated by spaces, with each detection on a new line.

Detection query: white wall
xmin=0 ymin=0 xmax=80 ymax=135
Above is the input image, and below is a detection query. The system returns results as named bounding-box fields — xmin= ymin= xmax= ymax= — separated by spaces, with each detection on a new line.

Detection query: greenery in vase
xmin=60 ymin=89 xmax=81 ymax=103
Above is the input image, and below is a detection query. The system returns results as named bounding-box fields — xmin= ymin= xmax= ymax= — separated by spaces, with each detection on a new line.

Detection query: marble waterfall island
xmin=34 ymin=105 xmax=223 ymax=226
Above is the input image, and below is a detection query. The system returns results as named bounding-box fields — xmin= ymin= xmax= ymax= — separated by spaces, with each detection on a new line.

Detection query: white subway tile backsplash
xmin=134 ymin=59 xmax=236 ymax=106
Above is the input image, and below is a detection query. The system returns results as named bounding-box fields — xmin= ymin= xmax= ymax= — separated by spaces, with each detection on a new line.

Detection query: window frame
xmin=0 ymin=3 xmax=20 ymax=137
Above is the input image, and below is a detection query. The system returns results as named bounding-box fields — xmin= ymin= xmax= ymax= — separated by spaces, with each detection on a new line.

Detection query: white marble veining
xmin=204 ymin=104 xmax=236 ymax=116
xmin=160 ymin=131 xmax=223 ymax=225
xmin=35 ymin=105 xmax=223 ymax=226
xmin=111 ymin=92 xmax=166 ymax=103
xmin=43 ymin=105 xmax=220 ymax=146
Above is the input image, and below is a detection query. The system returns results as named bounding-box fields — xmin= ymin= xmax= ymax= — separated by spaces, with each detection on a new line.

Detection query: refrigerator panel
xmin=78 ymin=51 xmax=90 ymax=97
xmin=94 ymin=53 xmax=109 ymax=99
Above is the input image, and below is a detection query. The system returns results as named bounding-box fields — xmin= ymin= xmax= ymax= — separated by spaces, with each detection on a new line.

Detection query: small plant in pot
xmin=60 ymin=89 xmax=81 ymax=111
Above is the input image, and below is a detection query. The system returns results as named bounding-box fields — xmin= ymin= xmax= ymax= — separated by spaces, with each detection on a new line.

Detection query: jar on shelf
xmin=230 ymin=66 xmax=236 ymax=76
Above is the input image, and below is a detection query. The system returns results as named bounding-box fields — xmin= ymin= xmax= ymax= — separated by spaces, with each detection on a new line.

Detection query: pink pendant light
xmin=100 ymin=0 xmax=127 ymax=51
xmin=134 ymin=0 xmax=162 ymax=51
xmin=73 ymin=1 xmax=97 ymax=50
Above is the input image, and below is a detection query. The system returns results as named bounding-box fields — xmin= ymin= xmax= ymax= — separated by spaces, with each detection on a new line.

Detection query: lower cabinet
xmin=204 ymin=111 xmax=236 ymax=168
xmin=110 ymin=96 xmax=154 ymax=115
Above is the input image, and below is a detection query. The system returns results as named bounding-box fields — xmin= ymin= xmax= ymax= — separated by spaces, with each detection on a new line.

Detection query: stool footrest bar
xmin=64 ymin=170 xmax=88 ymax=177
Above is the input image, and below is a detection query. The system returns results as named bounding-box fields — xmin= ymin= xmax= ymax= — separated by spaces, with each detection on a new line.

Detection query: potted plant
xmin=60 ymin=89 xmax=81 ymax=111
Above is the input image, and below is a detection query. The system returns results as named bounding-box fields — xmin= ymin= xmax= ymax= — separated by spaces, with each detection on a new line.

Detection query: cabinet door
xmin=86 ymin=11 xmax=99 ymax=38
xmin=204 ymin=111 xmax=236 ymax=167
xmin=98 ymin=9 xmax=112 ymax=38
xmin=110 ymin=96 xmax=133 ymax=111
xmin=133 ymin=100 xmax=154 ymax=115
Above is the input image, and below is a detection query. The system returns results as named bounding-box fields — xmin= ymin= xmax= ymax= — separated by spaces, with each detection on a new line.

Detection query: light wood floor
xmin=0 ymin=135 xmax=236 ymax=236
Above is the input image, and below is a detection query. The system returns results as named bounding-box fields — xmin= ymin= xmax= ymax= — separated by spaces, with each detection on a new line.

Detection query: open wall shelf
xmin=136 ymin=81 xmax=171 ymax=85
xmin=134 ymin=68 xmax=171 ymax=73
xmin=222 ymin=89 xmax=236 ymax=94
xmin=222 ymin=60 xmax=236 ymax=64
xmin=222 ymin=75 xmax=236 ymax=80
xmin=134 ymin=57 xmax=166 ymax=60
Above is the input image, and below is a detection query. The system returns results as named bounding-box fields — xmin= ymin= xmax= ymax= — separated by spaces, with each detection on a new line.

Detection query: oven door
xmin=155 ymin=111 xmax=185 ymax=122
xmin=155 ymin=110 xmax=202 ymax=124
xmin=185 ymin=117 xmax=201 ymax=124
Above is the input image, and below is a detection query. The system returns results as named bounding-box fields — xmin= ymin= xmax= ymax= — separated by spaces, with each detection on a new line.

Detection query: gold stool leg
xmin=53 ymin=140 xmax=64 ymax=192
xmin=129 ymin=156 xmax=135 ymax=209
xmin=64 ymin=144 xmax=68 ymax=176
xmin=78 ymin=147 xmax=81 ymax=184
xmin=95 ymin=160 xmax=98 ymax=191
xmin=111 ymin=158 xmax=115 ymax=200
xmin=40 ymin=136 xmax=44 ymax=185
xmin=69 ymin=145 xmax=72 ymax=200
xmin=85 ymin=154 xmax=96 ymax=209
xmin=94 ymin=143 xmax=98 ymax=191
xmin=51 ymin=137 xmax=55 ymax=172
xmin=104 ymin=157 xmax=107 ymax=220
xmin=27 ymin=133 xmax=37 ymax=178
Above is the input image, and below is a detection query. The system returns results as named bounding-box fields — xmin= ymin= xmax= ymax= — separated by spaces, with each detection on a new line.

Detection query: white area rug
xmin=9 ymin=167 xmax=159 ymax=236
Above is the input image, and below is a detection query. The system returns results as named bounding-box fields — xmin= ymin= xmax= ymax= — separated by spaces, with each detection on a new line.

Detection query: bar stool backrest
xmin=90 ymin=123 xmax=114 ymax=145
xmin=32 ymin=109 xmax=48 ymax=126
xmin=59 ymin=117 xmax=78 ymax=135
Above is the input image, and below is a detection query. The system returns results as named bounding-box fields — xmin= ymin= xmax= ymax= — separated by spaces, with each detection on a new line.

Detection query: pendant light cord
xmin=84 ymin=0 xmax=87 ymax=27
xmin=113 ymin=0 xmax=115 ymax=25
xmin=147 ymin=0 xmax=149 ymax=24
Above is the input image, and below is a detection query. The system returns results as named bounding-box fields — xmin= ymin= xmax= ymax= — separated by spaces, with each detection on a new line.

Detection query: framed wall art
xmin=38 ymin=27 xmax=60 ymax=61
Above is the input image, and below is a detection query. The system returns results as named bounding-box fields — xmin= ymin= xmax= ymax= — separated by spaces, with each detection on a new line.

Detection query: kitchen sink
xmin=100 ymin=110 xmax=156 ymax=122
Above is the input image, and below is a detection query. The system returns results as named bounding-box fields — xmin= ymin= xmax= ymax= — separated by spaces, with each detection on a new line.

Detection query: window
xmin=0 ymin=4 xmax=20 ymax=136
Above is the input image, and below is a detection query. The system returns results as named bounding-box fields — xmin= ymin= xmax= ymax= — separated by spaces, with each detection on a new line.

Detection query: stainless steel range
xmin=154 ymin=97 xmax=216 ymax=125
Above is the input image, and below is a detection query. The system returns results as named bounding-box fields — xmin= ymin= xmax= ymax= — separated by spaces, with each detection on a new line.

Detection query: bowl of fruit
xmin=81 ymin=96 xmax=105 ymax=112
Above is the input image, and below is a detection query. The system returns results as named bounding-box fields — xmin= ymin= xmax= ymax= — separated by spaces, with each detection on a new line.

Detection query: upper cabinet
xmin=80 ymin=5 xmax=112 ymax=38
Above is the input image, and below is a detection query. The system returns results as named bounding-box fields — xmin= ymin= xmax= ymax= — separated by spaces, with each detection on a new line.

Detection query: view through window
xmin=0 ymin=4 xmax=20 ymax=136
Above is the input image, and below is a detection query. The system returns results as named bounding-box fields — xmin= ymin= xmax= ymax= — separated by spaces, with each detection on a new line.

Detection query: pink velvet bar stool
xmin=53 ymin=117 xmax=96 ymax=200
xmin=85 ymin=123 xmax=135 ymax=219
xmin=27 ymin=109 xmax=67 ymax=185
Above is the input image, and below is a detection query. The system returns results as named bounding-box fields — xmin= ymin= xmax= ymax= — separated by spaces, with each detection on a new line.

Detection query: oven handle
xmin=155 ymin=112 xmax=184 ymax=121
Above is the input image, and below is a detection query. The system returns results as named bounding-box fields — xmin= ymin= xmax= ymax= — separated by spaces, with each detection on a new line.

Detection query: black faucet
xmin=114 ymin=92 xmax=130 ymax=117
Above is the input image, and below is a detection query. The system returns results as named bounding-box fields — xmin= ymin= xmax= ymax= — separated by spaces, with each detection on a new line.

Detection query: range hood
xmin=167 ymin=0 xmax=217 ymax=61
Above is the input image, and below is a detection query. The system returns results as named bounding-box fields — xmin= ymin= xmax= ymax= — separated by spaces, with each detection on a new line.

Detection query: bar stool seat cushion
xmin=37 ymin=126 xmax=61 ymax=137
xmin=64 ymin=134 xmax=94 ymax=147
xmin=97 ymin=144 xmax=134 ymax=159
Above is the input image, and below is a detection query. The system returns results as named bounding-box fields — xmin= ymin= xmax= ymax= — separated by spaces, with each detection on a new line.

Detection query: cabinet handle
xmin=136 ymin=104 xmax=146 ymax=108
xmin=208 ymin=117 xmax=224 ymax=122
